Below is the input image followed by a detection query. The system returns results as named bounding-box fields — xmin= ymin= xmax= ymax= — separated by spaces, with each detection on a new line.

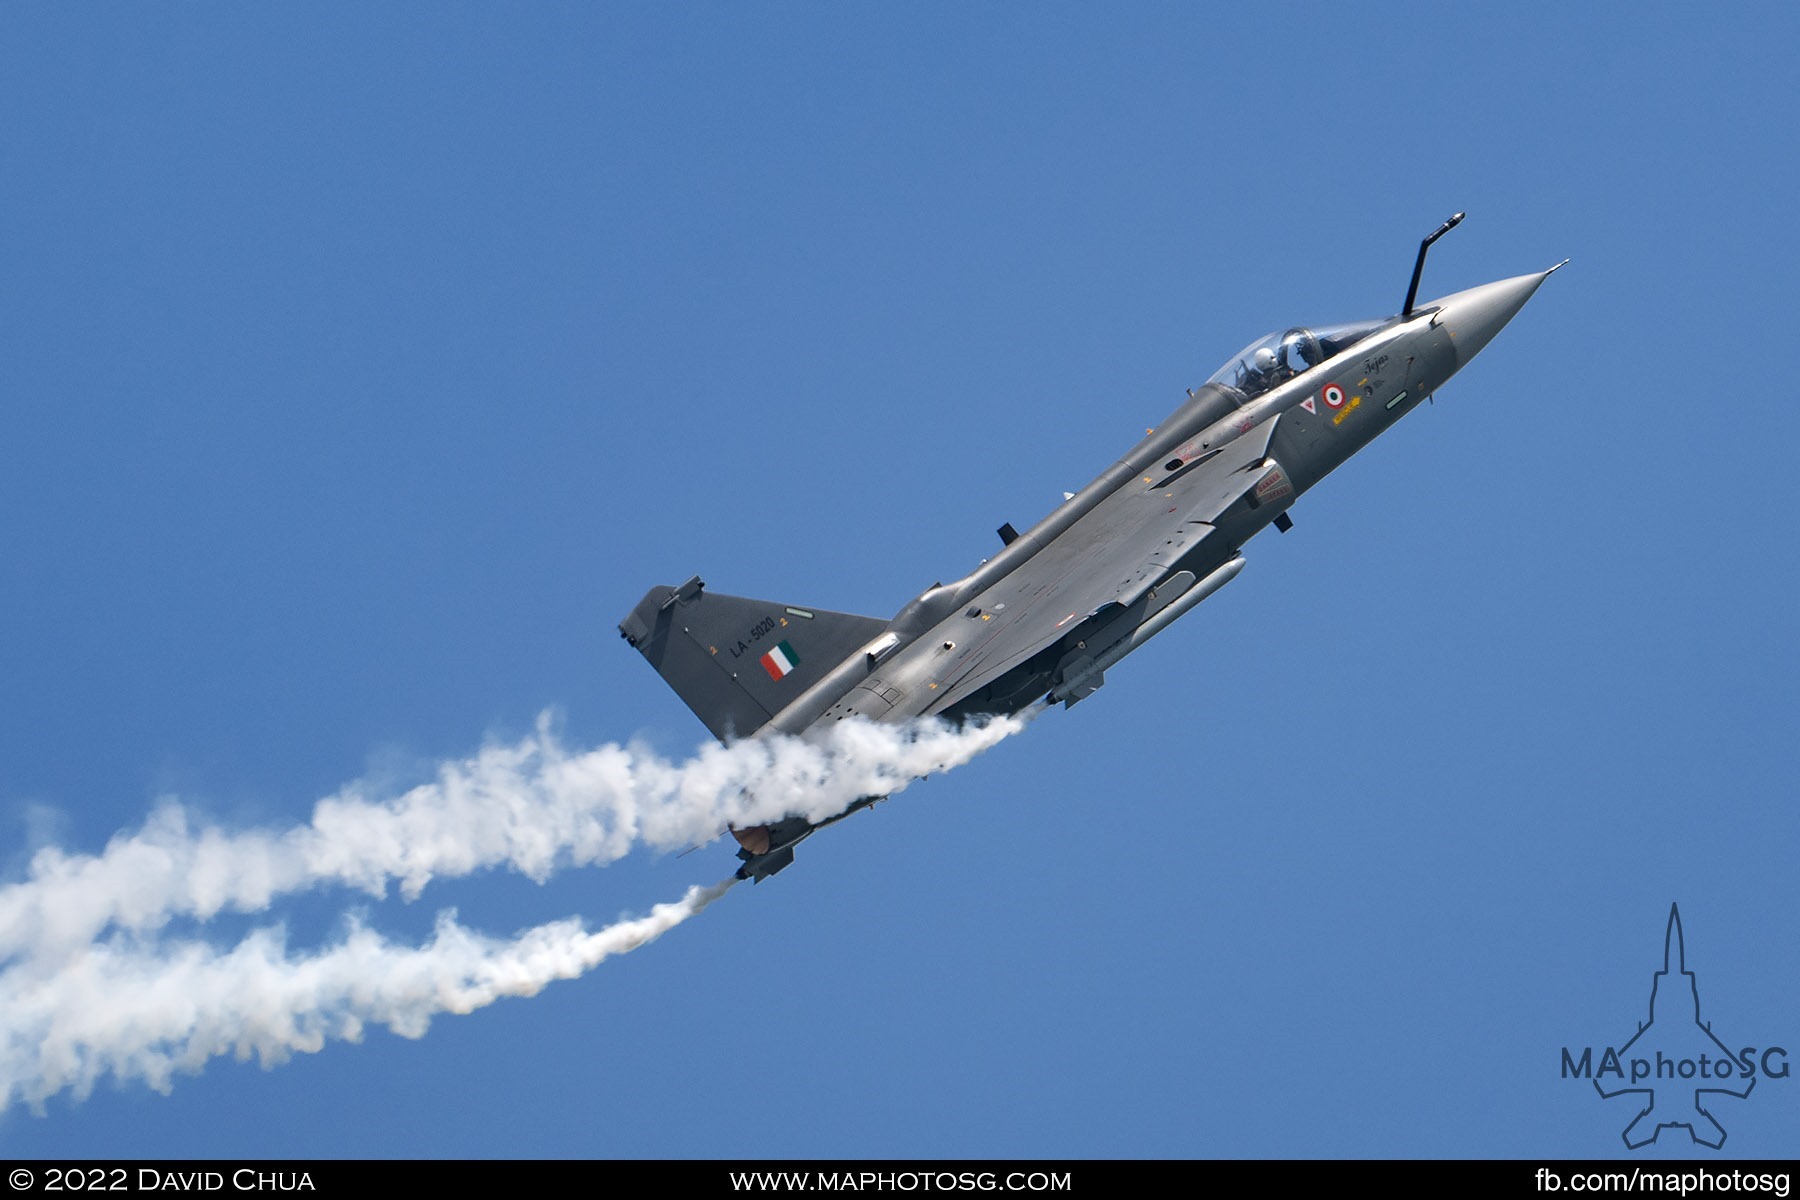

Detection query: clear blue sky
xmin=3 ymin=3 xmax=1798 ymax=1159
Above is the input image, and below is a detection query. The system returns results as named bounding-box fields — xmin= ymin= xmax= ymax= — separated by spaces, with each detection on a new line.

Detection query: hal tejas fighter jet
xmin=621 ymin=215 xmax=1561 ymax=881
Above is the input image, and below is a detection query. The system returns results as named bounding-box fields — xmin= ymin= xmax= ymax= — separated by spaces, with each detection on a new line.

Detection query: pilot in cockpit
xmin=1242 ymin=346 xmax=1284 ymax=395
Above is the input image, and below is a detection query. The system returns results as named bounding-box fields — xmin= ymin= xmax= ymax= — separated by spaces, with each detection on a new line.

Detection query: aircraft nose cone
xmin=1426 ymin=268 xmax=1558 ymax=366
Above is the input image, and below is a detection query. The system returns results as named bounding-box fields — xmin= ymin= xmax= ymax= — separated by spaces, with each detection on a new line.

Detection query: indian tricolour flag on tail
xmin=760 ymin=640 xmax=800 ymax=681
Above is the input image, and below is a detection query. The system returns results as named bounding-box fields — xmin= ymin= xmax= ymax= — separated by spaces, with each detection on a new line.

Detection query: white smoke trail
xmin=0 ymin=713 xmax=1029 ymax=966
xmin=0 ymin=878 xmax=737 ymax=1113
xmin=0 ymin=712 xmax=1031 ymax=1110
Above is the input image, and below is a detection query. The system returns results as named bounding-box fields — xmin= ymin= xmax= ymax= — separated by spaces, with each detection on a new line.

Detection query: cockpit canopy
xmin=1206 ymin=317 xmax=1390 ymax=401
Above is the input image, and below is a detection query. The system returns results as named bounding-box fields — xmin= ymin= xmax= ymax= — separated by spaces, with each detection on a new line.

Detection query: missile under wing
xmin=620 ymin=216 xmax=1562 ymax=880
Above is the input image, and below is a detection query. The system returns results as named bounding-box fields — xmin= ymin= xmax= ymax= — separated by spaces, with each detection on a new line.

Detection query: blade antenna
xmin=1402 ymin=212 xmax=1466 ymax=318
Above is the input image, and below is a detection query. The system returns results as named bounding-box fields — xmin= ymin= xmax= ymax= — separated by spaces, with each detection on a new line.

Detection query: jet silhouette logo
xmin=1561 ymin=905 xmax=1789 ymax=1149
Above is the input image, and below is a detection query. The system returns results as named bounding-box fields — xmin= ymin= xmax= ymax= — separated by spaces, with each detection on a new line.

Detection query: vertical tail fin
xmin=619 ymin=577 xmax=889 ymax=741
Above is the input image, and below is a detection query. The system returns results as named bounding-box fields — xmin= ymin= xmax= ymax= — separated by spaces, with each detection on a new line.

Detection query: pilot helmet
xmin=1252 ymin=347 xmax=1279 ymax=374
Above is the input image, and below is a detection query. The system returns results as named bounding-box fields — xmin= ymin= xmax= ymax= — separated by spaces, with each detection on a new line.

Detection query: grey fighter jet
xmin=620 ymin=215 xmax=1562 ymax=881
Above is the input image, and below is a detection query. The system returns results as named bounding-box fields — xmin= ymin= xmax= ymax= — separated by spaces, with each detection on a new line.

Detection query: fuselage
xmin=762 ymin=270 xmax=1553 ymax=736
